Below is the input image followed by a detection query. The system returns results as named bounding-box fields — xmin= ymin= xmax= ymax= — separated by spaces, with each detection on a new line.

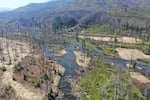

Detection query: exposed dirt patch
xmin=73 ymin=51 xmax=91 ymax=68
xmin=130 ymin=72 xmax=150 ymax=84
xmin=116 ymin=48 xmax=150 ymax=60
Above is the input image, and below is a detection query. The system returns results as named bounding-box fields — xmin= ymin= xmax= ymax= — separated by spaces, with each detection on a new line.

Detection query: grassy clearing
xmin=100 ymin=45 xmax=118 ymax=57
xmin=77 ymin=57 xmax=146 ymax=100
xmin=83 ymin=39 xmax=98 ymax=51
xmin=84 ymin=24 xmax=113 ymax=34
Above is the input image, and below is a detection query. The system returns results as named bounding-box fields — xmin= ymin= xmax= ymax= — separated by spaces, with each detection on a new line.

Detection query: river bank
xmin=73 ymin=51 xmax=91 ymax=68
xmin=116 ymin=48 xmax=150 ymax=60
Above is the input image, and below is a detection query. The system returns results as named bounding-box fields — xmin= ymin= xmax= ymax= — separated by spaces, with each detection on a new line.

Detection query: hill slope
xmin=0 ymin=0 xmax=150 ymax=27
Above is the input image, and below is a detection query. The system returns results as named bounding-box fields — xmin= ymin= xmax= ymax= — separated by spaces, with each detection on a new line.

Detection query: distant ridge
xmin=0 ymin=0 xmax=149 ymax=27
xmin=0 ymin=8 xmax=12 ymax=12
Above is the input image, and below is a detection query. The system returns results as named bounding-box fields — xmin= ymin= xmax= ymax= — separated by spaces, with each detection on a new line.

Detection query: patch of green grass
xmin=84 ymin=40 xmax=98 ymax=51
xmin=145 ymin=76 xmax=150 ymax=80
xmin=77 ymin=57 xmax=146 ymax=100
xmin=84 ymin=24 xmax=113 ymax=34
xmin=100 ymin=45 xmax=118 ymax=57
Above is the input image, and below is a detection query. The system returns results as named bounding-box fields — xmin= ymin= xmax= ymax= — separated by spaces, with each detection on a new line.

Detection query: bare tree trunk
xmin=6 ymin=42 xmax=12 ymax=65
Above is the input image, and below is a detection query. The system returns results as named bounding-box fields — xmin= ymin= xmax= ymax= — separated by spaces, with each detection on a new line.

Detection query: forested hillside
xmin=0 ymin=0 xmax=150 ymax=100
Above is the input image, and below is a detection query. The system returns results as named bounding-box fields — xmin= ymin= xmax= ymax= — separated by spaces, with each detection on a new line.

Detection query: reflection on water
xmin=45 ymin=45 xmax=77 ymax=100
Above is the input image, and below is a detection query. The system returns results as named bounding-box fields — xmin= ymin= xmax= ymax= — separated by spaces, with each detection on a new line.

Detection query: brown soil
xmin=73 ymin=51 xmax=91 ymax=68
xmin=0 ymin=84 xmax=17 ymax=100
xmin=116 ymin=48 xmax=150 ymax=60
xmin=130 ymin=72 xmax=150 ymax=84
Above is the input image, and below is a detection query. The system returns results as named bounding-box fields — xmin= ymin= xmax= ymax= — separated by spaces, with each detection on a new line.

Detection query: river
xmin=44 ymin=43 xmax=150 ymax=100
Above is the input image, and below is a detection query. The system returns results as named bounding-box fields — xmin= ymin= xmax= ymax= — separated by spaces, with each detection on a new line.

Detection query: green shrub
xmin=43 ymin=73 xmax=49 ymax=81
xmin=0 ymin=67 xmax=7 ymax=72
xmin=101 ymin=46 xmax=118 ymax=57
xmin=15 ymin=63 xmax=23 ymax=72
xmin=31 ymin=78 xmax=41 ymax=88
xmin=30 ymin=59 xmax=36 ymax=65
xmin=42 ymin=73 xmax=53 ymax=83
xmin=78 ymin=57 xmax=146 ymax=100
xmin=23 ymin=74 xmax=27 ymax=81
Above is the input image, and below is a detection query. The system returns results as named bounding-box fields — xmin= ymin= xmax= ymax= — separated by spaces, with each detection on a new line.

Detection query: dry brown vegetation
xmin=0 ymin=37 xmax=65 ymax=100
xmin=13 ymin=54 xmax=65 ymax=97
xmin=0 ymin=85 xmax=16 ymax=100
